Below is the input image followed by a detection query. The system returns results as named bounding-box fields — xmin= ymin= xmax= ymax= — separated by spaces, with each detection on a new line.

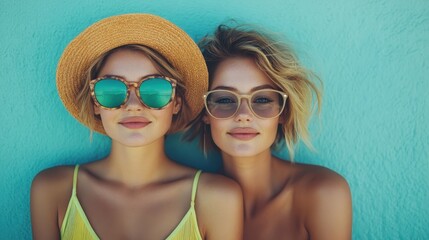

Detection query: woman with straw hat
xmin=30 ymin=14 xmax=243 ymax=240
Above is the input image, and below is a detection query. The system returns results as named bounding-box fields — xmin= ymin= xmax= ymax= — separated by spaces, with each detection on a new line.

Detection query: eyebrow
xmin=211 ymin=84 xmax=276 ymax=92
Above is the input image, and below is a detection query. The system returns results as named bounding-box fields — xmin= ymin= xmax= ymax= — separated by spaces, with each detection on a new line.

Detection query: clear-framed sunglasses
xmin=204 ymin=89 xmax=288 ymax=119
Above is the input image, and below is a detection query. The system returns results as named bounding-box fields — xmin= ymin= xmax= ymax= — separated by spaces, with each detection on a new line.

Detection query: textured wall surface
xmin=1 ymin=0 xmax=428 ymax=239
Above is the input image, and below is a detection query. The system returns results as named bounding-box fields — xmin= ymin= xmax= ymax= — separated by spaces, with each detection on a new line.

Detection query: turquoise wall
xmin=1 ymin=0 xmax=428 ymax=239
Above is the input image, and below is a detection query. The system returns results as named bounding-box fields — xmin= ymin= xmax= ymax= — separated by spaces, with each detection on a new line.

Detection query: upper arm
xmin=31 ymin=168 xmax=71 ymax=240
xmin=304 ymin=172 xmax=352 ymax=240
xmin=196 ymin=174 xmax=243 ymax=240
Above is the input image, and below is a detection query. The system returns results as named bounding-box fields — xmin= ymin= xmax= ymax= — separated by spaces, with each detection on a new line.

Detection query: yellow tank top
xmin=60 ymin=165 xmax=203 ymax=240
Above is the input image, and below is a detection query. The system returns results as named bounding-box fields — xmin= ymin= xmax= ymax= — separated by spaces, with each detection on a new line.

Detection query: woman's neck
xmin=221 ymin=150 xmax=277 ymax=217
xmin=101 ymin=137 xmax=171 ymax=188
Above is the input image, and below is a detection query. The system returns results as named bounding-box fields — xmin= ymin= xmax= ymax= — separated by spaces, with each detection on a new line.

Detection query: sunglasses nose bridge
xmin=235 ymin=96 xmax=254 ymax=119
xmin=126 ymin=82 xmax=139 ymax=91
xmin=124 ymin=83 xmax=144 ymax=110
xmin=239 ymin=94 xmax=254 ymax=110
xmin=126 ymin=82 xmax=141 ymax=99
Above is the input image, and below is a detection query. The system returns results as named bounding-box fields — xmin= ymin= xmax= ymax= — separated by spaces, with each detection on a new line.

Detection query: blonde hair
xmin=75 ymin=44 xmax=192 ymax=135
xmin=185 ymin=25 xmax=322 ymax=160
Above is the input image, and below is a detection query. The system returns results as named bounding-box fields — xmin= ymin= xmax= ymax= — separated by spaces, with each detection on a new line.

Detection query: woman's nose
xmin=233 ymin=99 xmax=253 ymax=122
xmin=124 ymin=89 xmax=143 ymax=111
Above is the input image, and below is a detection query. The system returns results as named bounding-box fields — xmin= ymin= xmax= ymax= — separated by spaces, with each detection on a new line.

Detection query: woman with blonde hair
xmin=186 ymin=24 xmax=352 ymax=239
xmin=31 ymin=14 xmax=243 ymax=240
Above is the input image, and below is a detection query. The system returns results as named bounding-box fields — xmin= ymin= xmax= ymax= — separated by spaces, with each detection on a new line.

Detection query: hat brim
xmin=57 ymin=14 xmax=207 ymax=134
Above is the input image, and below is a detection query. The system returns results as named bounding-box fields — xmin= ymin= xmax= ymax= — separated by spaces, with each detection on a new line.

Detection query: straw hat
xmin=56 ymin=13 xmax=208 ymax=134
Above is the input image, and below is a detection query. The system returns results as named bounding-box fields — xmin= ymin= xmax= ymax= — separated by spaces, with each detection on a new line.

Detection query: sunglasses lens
xmin=205 ymin=91 xmax=239 ymax=118
xmin=139 ymin=78 xmax=173 ymax=108
xmin=94 ymin=79 xmax=127 ymax=108
xmin=251 ymin=90 xmax=284 ymax=118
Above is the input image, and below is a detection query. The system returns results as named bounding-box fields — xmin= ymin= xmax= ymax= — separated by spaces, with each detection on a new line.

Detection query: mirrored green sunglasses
xmin=89 ymin=75 xmax=177 ymax=110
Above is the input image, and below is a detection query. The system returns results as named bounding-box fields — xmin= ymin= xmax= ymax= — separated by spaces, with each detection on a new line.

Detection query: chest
xmin=60 ymin=178 xmax=194 ymax=239
xmin=243 ymin=192 xmax=308 ymax=240
xmin=244 ymin=212 xmax=308 ymax=240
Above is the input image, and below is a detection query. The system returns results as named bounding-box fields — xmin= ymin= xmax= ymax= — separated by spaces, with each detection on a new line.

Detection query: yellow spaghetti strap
xmin=190 ymin=170 xmax=202 ymax=205
xmin=72 ymin=165 xmax=80 ymax=195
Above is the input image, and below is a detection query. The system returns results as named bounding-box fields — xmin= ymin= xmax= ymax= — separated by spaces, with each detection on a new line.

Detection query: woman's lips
xmin=227 ymin=127 xmax=259 ymax=140
xmin=119 ymin=117 xmax=151 ymax=129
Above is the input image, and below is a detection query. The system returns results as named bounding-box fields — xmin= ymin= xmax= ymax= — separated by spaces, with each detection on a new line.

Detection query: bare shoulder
xmin=195 ymin=172 xmax=243 ymax=216
xmin=197 ymin=172 xmax=242 ymax=200
xmin=288 ymin=162 xmax=350 ymax=197
xmin=32 ymin=165 xmax=75 ymax=188
xmin=195 ymin=172 xmax=243 ymax=239
xmin=286 ymin=162 xmax=352 ymax=239
xmin=31 ymin=165 xmax=75 ymax=201
xmin=31 ymin=165 xmax=77 ymax=238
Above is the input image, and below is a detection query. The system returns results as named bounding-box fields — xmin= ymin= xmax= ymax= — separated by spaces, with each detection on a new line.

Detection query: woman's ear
xmin=277 ymin=112 xmax=287 ymax=124
xmin=202 ymin=114 xmax=210 ymax=124
xmin=94 ymin=104 xmax=100 ymax=115
xmin=173 ymin=97 xmax=182 ymax=115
